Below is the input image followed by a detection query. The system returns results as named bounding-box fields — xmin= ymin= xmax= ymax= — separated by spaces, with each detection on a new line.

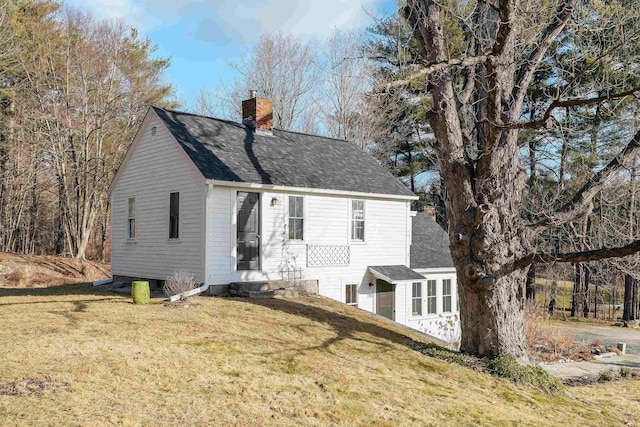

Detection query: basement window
xmin=345 ymin=284 xmax=357 ymax=306
xmin=169 ymin=192 xmax=179 ymax=239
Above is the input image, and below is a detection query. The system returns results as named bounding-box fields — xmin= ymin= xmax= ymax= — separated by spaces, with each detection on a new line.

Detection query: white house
xmin=109 ymin=95 xmax=459 ymax=341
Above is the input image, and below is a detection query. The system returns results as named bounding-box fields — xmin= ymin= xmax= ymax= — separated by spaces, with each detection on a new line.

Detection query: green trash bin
xmin=132 ymin=281 xmax=150 ymax=304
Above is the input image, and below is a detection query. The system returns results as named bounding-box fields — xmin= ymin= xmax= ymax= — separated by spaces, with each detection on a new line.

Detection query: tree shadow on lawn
xmin=236 ymin=296 xmax=427 ymax=356
xmin=0 ymin=282 xmax=128 ymax=307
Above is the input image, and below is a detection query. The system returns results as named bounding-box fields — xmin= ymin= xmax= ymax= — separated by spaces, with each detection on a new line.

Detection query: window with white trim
xmin=412 ymin=282 xmax=422 ymax=316
xmin=127 ymin=197 xmax=136 ymax=239
xmin=427 ymin=280 xmax=437 ymax=314
xmin=169 ymin=192 xmax=179 ymax=239
xmin=351 ymin=200 xmax=364 ymax=241
xmin=345 ymin=284 xmax=357 ymax=305
xmin=443 ymin=279 xmax=452 ymax=312
xmin=288 ymin=196 xmax=304 ymax=240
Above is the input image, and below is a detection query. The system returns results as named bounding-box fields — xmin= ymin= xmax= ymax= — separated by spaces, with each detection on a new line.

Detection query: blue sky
xmin=68 ymin=0 xmax=397 ymax=104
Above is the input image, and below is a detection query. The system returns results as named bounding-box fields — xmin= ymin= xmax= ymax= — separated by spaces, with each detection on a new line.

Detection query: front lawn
xmin=0 ymin=284 xmax=639 ymax=426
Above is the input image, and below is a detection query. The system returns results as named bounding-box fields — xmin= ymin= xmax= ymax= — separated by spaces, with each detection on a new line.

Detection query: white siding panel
xmin=111 ymin=114 xmax=205 ymax=282
xmin=205 ymin=189 xmax=412 ymax=302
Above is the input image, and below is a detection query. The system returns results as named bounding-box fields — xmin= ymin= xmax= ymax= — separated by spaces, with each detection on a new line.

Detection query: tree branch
xmin=513 ymin=0 xmax=576 ymax=109
xmin=515 ymin=240 xmax=640 ymax=269
xmin=529 ymin=129 xmax=640 ymax=230
xmin=491 ymin=0 xmax=515 ymax=56
xmin=482 ymin=87 xmax=639 ymax=130
xmin=385 ymin=55 xmax=491 ymax=89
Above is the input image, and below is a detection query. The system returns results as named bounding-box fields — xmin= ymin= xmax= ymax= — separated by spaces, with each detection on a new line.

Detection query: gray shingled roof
xmin=368 ymin=265 xmax=426 ymax=281
xmin=152 ymin=107 xmax=415 ymax=197
xmin=410 ymin=212 xmax=454 ymax=269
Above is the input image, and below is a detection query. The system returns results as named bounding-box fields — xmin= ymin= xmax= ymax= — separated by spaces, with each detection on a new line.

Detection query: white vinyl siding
xmin=111 ymin=113 xmax=205 ymax=282
xmin=206 ymin=188 xmax=411 ymax=308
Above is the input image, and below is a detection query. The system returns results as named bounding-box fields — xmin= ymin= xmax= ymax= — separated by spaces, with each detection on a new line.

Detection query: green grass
xmin=0 ymin=283 xmax=639 ymax=426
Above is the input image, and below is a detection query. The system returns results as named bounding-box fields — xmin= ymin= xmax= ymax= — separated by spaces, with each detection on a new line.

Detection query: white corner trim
xmin=206 ymin=179 xmax=418 ymax=201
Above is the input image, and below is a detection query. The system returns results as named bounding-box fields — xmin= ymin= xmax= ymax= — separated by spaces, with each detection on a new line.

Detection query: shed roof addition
xmin=410 ymin=212 xmax=454 ymax=269
xmin=152 ymin=107 xmax=416 ymax=198
xmin=368 ymin=265 xmax=426 ymax=282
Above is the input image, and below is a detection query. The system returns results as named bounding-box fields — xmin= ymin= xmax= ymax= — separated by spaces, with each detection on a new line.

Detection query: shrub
xmin=410 ymin=340 xmax=562 ymax=393
xmin=410 ymin=341 xmax=468 ymax=366
xmin=7 ymin=267 xmax=29 ymax=287
xmin=163 ymin=271 xmax=196 ymax=300
xmin=486 ymin=355 xmax=563 ymax=393
xmin=599 ymin=368 xmax=619 ymax=382
xmin=525 ymin=303 xmax=588 ymax=361
xmin=131 ymin=281 xmax=150 ymax=304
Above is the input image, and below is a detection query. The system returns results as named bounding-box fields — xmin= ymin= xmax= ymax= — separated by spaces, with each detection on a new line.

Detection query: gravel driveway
xmin=569 ymin=324 xmax=640 ymax=354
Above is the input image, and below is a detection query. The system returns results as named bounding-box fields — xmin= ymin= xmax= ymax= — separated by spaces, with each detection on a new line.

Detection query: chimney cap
xmin=249 ymin=89 xmax=257 ymax=99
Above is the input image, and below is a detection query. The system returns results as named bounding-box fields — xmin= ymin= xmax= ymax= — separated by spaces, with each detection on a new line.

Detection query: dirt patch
xmin=0 ymin=252 xmax=109 ymax=288
xmin=0 ymin=376 xmax=68 ymax=397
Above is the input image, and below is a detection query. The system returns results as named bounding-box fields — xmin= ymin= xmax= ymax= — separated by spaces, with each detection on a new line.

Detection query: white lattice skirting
xmin=307 ymin=245 xmax=350 ymax=267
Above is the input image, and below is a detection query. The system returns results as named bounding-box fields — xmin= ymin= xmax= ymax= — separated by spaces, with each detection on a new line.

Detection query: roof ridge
xmin=152 ymin=105 xmax=245 ymax=130
xmin=152 ymin=106 xmax=362 ymax=145
xmin=274 ymin=127 xmax=355 ymax=144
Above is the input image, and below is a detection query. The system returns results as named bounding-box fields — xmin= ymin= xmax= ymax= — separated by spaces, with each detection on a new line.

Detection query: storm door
xmin=237 ymin=192 xmax=260 ymax=270
xmin=376 ymin=279 xmax=396 ymax=321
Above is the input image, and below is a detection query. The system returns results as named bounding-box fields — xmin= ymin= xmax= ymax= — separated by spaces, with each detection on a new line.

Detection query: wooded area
xmin=0 ymin=0 xmax=174 ymax=259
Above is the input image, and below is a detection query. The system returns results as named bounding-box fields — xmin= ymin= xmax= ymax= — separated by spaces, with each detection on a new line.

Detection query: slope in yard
xmin=0 ymin=284 xmax=639 ymax=426
xmin=0 ymin=252 xmax=109 ymax=288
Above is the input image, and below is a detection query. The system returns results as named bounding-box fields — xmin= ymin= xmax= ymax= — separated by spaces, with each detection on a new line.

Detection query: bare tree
xmin=206 ymin=32 xmax=321 ymax=131
xmin=2 ymin=4 xmax=173 ymax=259
xmin=400 ymin=0 xmax=640 ymax=362
xmin=318 ymin=29 xmax=371 ymax=143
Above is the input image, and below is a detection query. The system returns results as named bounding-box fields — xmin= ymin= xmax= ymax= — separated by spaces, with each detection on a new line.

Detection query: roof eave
xmin=206 ymin=179 xmax=419 ymax=201
xmin=412 ymin=266 xmax=457 ymax=274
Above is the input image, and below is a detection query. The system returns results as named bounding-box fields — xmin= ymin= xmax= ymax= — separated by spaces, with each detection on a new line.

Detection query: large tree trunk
xmin=458 ymin=269 xmax=528 ymax=361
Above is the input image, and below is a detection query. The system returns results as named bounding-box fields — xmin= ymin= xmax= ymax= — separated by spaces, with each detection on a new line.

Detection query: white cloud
xmin=69 ymin=0 xmax=383 ymax=42
xmin=222 ymin=0 xmax=379 ymax=39
xmin=68 ymin=0 xmax=145 ymax=29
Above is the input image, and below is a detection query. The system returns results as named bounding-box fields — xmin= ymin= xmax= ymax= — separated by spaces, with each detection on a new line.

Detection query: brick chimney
xmin=242 ymin=91 xmax=273 ymax=131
